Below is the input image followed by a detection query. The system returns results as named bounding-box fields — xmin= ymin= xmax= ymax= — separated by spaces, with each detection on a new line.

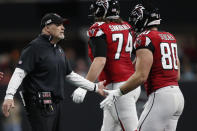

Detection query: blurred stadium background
xmin=0 ymin=0 xmax=196 ymax=131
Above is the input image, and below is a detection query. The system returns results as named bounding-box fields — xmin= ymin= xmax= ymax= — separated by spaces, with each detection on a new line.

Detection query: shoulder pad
xmin=134 ymin=35 xmax=152 ymax=49
xmin=87 ymin=22 xmax=105 ymax=37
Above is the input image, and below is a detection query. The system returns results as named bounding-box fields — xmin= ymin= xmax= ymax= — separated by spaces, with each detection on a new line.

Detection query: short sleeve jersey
xmin=134 ymin=30 xmax=179 ymax=95
xmin=17 ymin=34 xmax=72 ymax=99
xmin=87 ymin=21 xmax=136 ymax=85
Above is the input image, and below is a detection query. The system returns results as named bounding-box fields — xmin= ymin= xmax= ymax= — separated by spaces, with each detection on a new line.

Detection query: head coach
xmin=2 ymin=13 xmax=105 ymax=131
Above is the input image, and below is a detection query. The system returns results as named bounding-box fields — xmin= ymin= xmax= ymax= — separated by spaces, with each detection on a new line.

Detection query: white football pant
xmin=138 ymin=86 xmax=184 ymax=131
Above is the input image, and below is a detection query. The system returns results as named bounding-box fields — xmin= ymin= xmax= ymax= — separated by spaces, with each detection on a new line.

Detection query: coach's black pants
xmin=25 ymin=102 xmax=61 ymax=131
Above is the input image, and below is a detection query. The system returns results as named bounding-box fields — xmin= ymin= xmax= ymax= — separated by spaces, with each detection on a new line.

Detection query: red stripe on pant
xmin=118 ymin=118 xmax=125 ymax=131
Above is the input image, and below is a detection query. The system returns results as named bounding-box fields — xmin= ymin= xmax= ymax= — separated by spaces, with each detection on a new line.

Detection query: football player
xmin=72 ymin=0 xmax=141 ymax=131
xmin=100 ymin=2 xmax=185 ymax=131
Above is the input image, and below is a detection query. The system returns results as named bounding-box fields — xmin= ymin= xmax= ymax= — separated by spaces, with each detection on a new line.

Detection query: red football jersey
xmin=134 ymin=30 xmax=179 ymax=95
xmin=87 ymin=21 xmax=135 ymax=85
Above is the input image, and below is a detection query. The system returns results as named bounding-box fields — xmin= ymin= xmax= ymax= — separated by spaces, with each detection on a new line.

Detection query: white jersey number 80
xmin=160 ymin=42 xmax=178 ymax=70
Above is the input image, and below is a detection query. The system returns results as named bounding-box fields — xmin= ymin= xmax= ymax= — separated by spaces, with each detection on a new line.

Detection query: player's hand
xmin=2 ymin=99 xmax=15 ymax=117
xmin=100 ymin=89 xmax=122 ymax=109
xmin=0 ymin=72 xmax=4 ymax=80
xmin=72 ymin=87 xmax=87 ymax=103
xmin=96 ymin=80 xmax=106 ymax=96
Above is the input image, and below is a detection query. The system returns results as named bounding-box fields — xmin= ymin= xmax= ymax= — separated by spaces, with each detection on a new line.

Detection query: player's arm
xmin=100 ymin=49 xmax=153 ymax=108
xmin=65 ymin=55 xmax=105 ymax=92
xmin=100 ymin=36 xmax=154 ymax=108
xmin=71 ymin=36 xmax=107 ymax=102
xmin=120 ymin=49 xmax=153 ymax=94
xmin=86 ymin=57 xmax=106 ymax=81
xmin=86 ymin=35 xmax=107 ymax=82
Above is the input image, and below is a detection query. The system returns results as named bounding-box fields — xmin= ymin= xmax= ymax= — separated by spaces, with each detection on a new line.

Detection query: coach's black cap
xmin=40 ymin=13 xmax=69 ymax=28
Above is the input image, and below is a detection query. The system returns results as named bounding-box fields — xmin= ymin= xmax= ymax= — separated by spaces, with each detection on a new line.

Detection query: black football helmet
xmin=89 ymin=0 xmax=120 ymax=19
xmin=129 ymin=4 xmax=161 ymax=32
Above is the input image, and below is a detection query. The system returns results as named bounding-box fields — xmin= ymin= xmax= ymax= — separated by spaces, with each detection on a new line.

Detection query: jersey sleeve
xmin=16 ymin=43 xmax=38 ymax=73
xmin=89 ymin=35 xmax=107 ymax=57
xmin=134 ymin=35 xmax=155 ymax=53
xmin=87 ymin=22 xmax=107 ymax=57
xmin=87 ymin=22 xmax=105 ymax=38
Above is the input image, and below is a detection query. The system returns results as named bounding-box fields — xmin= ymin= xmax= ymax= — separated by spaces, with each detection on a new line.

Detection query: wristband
xmin=4 ymin=93 xmax=14 ymax=100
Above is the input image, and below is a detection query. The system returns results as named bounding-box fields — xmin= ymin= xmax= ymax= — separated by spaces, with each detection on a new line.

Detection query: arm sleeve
xmin=17 ymin=44 xmax=38 ymax=73
xmin=66 ymin=71 xmax=97 ymax=91
xmin=4 ymin=68 xmax=27 ymax=100
xmin=89 ymin=34 xmax=107 ymax=58
xmin=134 ymin=36 xmax=155 ymax=53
